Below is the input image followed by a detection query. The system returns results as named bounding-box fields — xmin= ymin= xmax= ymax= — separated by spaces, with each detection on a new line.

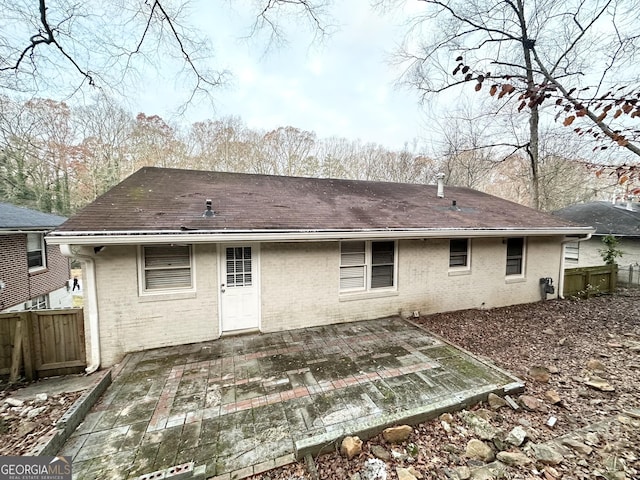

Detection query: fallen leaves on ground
xmin=253 ymin=289 xmax=640 ymax=479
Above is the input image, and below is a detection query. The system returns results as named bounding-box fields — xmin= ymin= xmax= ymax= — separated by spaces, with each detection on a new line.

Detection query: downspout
xmin=558 ymin=234 xmax=593 ymax=299
xmin=60 ymin=244 xmax=101 ymax=373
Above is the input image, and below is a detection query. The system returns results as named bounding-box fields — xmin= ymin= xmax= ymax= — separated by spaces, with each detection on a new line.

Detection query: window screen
xmin=143 ymin=245 xmax=192 ymax=290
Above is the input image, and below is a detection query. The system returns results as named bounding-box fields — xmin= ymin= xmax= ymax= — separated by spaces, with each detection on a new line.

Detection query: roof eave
xmin=0 ymin=227 xmax=58 ymax=233
xmin=46 ymin=227 xmax=596 ymax=245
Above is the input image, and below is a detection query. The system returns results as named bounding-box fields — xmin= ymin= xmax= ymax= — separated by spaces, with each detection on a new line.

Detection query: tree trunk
xmin=516 ymin=0 xmax=540 ymax=210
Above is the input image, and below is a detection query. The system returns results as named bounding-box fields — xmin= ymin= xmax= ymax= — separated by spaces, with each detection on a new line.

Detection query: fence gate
xmin=0 ymin=308 xmax=86 ymax=380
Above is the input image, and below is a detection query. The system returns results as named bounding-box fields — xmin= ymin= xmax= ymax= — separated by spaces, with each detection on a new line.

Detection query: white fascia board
xmin=46 ymin=227 xmax=596 ymax=245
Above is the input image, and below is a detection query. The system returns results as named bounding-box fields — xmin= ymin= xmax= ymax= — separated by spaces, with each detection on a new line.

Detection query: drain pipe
xmin=60 ymin=244 xmax=101 ymax=373
xmin=558 ymin=234 xmax=593 ymax=299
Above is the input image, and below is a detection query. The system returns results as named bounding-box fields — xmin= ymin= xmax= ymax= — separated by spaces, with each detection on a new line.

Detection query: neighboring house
xmin=47 ymin=167 xmax=593 ymax=369
xmin=0 ymin=202 xmax=72 ymax=312
xmin=553 ymin=201 xmax=640 ymax=267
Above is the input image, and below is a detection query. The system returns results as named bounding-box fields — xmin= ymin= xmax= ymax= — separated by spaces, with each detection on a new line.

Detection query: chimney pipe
xmin=203 ymin=199 xmax=214 ymax=217
xmin=436 ymin=173 xmax=445 ymax=198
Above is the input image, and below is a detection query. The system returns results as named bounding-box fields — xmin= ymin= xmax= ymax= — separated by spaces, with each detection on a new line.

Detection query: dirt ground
xmin=0 ymin=385 xmax=81 ymax=456
xmin=257 ymin=288 xmax=640 ymax=480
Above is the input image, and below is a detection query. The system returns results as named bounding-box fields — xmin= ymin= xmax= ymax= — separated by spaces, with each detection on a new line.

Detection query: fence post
xmin=21 ymin=312 xmax=34 ymax=381
xmin=9 ymin=320 xmax=23 ymax=383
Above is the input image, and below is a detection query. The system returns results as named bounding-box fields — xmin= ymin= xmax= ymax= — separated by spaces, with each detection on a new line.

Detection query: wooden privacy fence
xmin=563 ymin=264 xmax=618 ymax=298
xmin=0 ymin=308 xmax=86 ymax=381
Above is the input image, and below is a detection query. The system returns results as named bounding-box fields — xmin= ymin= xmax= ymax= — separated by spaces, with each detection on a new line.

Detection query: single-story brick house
xmin=47 ymin=167 xmax=593 ymax=370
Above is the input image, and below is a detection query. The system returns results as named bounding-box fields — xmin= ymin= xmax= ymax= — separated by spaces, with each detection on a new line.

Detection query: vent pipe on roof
xmin=436 ymin=173 xmax=445 ymax=198
xmin=203 ymin=199 xmax=214 ymax=217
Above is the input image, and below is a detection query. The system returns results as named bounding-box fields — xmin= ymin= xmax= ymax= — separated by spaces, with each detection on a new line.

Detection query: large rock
xmin=361 ymin=458 xmax=387 ymax=480
xmin=529 ymin=366 xmax=551 ymax=382
xmin=496 ymin=451 xmax=532 ymax=466
xmin=519 ymin=395 xmax=544 ymax=411
xmin=340 ymin=436 xmax=362 ymax=459
xmin=371 ymin=445 xmax=391 ymax=461
xmin=396 ymin=467 xmax=417 ymax=480
xmin=465 ymin=439 xmax=495 ymax=462
xmin=27 ymin=406 xmax=47 ymax=419
xmin=561 ymin=438 xmax=593 ymax=456
xmin=487 ymin=393 xmax=507 ymax=410
xmin=544 ymin=390 xmax=562 ymax=405
xmin=382 ymin=425 xmax=413 ymax=443
xmin=407 ymin=467 xmax=423 ymax=479
xmin=17 ymin=421 xmax=37 ymax=437
xmin=462 ymin=412 xmax=498 ymax=441
xmin=453 ymin=466 xmax=471 ymax=480
xmin=4 ymin=398 xmax=24 ymax=408
xmin=584 ymin=376 xmax=615 ymax=392
xmin=529 ymin=443 xmax=564 ymax=465
xmin=586 ymin=358 xmax=606 ymax=371
xmin=504 ymin=426 xmax=527 ymax=447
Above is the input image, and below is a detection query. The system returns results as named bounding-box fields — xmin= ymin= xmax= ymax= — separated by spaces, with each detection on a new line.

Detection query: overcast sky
xmin=132 ymin=1 xmax=430 ymax=151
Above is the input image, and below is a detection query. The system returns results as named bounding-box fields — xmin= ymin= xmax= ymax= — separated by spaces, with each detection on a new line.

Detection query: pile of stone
xmin=336 ymin=393 xmax=639 ymax=480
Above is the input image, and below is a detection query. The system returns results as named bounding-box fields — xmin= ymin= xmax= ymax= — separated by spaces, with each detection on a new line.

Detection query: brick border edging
xmin=27 ymin=369 xmax=112 ymax=456
xmin=294 ymin=383 xmax=520 ymax=460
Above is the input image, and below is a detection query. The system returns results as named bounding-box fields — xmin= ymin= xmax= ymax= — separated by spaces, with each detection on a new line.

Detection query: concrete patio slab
xmin=59 ymin=317 xmax=523 ymax=479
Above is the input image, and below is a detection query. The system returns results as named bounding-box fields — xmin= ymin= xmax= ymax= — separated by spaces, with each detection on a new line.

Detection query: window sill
xmin=339 ymin=289 xmax=399 ymax=302
xmin=448 ymin=268 xmax=471 ymax=276
xmin=505 ymin=276 xmax=526 ymax=284
xmin=138 ymin=291 xmax=197 ymax=302
xmin=28 ymin=267 xmax=48 ymax=275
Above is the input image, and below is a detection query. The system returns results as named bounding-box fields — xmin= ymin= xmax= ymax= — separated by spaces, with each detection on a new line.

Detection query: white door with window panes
xmin=220 ymin=245 xmax=260 ymax=332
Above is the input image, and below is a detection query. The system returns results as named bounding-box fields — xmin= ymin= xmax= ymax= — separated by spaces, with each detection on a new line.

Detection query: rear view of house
xmin=0 ymin=202 xmax=71 ymax=312
xmin=47 ymin=167 xmax=594 ymax=369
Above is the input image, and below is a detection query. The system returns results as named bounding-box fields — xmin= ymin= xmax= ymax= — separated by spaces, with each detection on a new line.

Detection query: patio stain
xmin=62 ymin=317 xmax=522 ymax=479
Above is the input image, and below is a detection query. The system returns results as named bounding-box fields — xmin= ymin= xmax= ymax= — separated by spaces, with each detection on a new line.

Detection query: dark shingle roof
xmin=52 ymin=167 xmax=589 ymax=237
xmin=553 ymin=201 xmax=640 ymax=237
xmin=0 ymin=202 xmax=67 ymax=230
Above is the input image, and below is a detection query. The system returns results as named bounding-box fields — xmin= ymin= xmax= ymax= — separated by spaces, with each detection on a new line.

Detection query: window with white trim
xmin=27 ymin=233 xmax=45 ymax=270
xmin=449 ymin=238 xmax=470 ymax=268
xmin=142 ymin=245 xmax=193 ymax=292
xmin=564 ymin=241 xmax=579 ymax=264
xmin=340 ymin=240 xmax=396 ymax=291
xmin=506 ymin=237 xmax=525 ymax=276
xmin=26 ymin=294 xmax=48 ymax=310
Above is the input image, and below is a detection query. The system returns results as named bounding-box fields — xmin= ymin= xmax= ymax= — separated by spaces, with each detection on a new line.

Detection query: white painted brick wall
xmin=92 ymin=237 xmax=563 ymax=366
xmin=260 ymin=237 xmax=563 ymax=332
xmin=94 ymin=244 xmax=218 ymax=366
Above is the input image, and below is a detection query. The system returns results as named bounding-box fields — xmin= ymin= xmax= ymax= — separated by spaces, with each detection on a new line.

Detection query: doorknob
xmin=220 ymin=284 xmax=226 ymax=293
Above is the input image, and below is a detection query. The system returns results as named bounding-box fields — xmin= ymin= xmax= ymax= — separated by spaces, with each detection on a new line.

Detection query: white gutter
xmin=60 ymin=245 xmax=101 ymax=374
xmin=558 ymin=233 xmax=593 ymax=299
xmin=46 ymin=227 xmax=595 ymax=245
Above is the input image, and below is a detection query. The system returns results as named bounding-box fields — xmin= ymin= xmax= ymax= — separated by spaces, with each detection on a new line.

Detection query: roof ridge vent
xmin=203 ymin=199 xmax=215 ymax=217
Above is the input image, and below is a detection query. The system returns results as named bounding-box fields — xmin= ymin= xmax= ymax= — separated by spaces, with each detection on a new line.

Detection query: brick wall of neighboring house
xmin=0 ymin=233 xmax=70 ymax=311
xmin=90 ymin=237 xmax=563 ymax=367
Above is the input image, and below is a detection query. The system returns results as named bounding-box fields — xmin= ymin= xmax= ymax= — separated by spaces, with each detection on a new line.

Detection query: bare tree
xmin=390 ymin=0 xmax=640 ymax=208
xmin=0 ymin=1 xmax=330 ymax=105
